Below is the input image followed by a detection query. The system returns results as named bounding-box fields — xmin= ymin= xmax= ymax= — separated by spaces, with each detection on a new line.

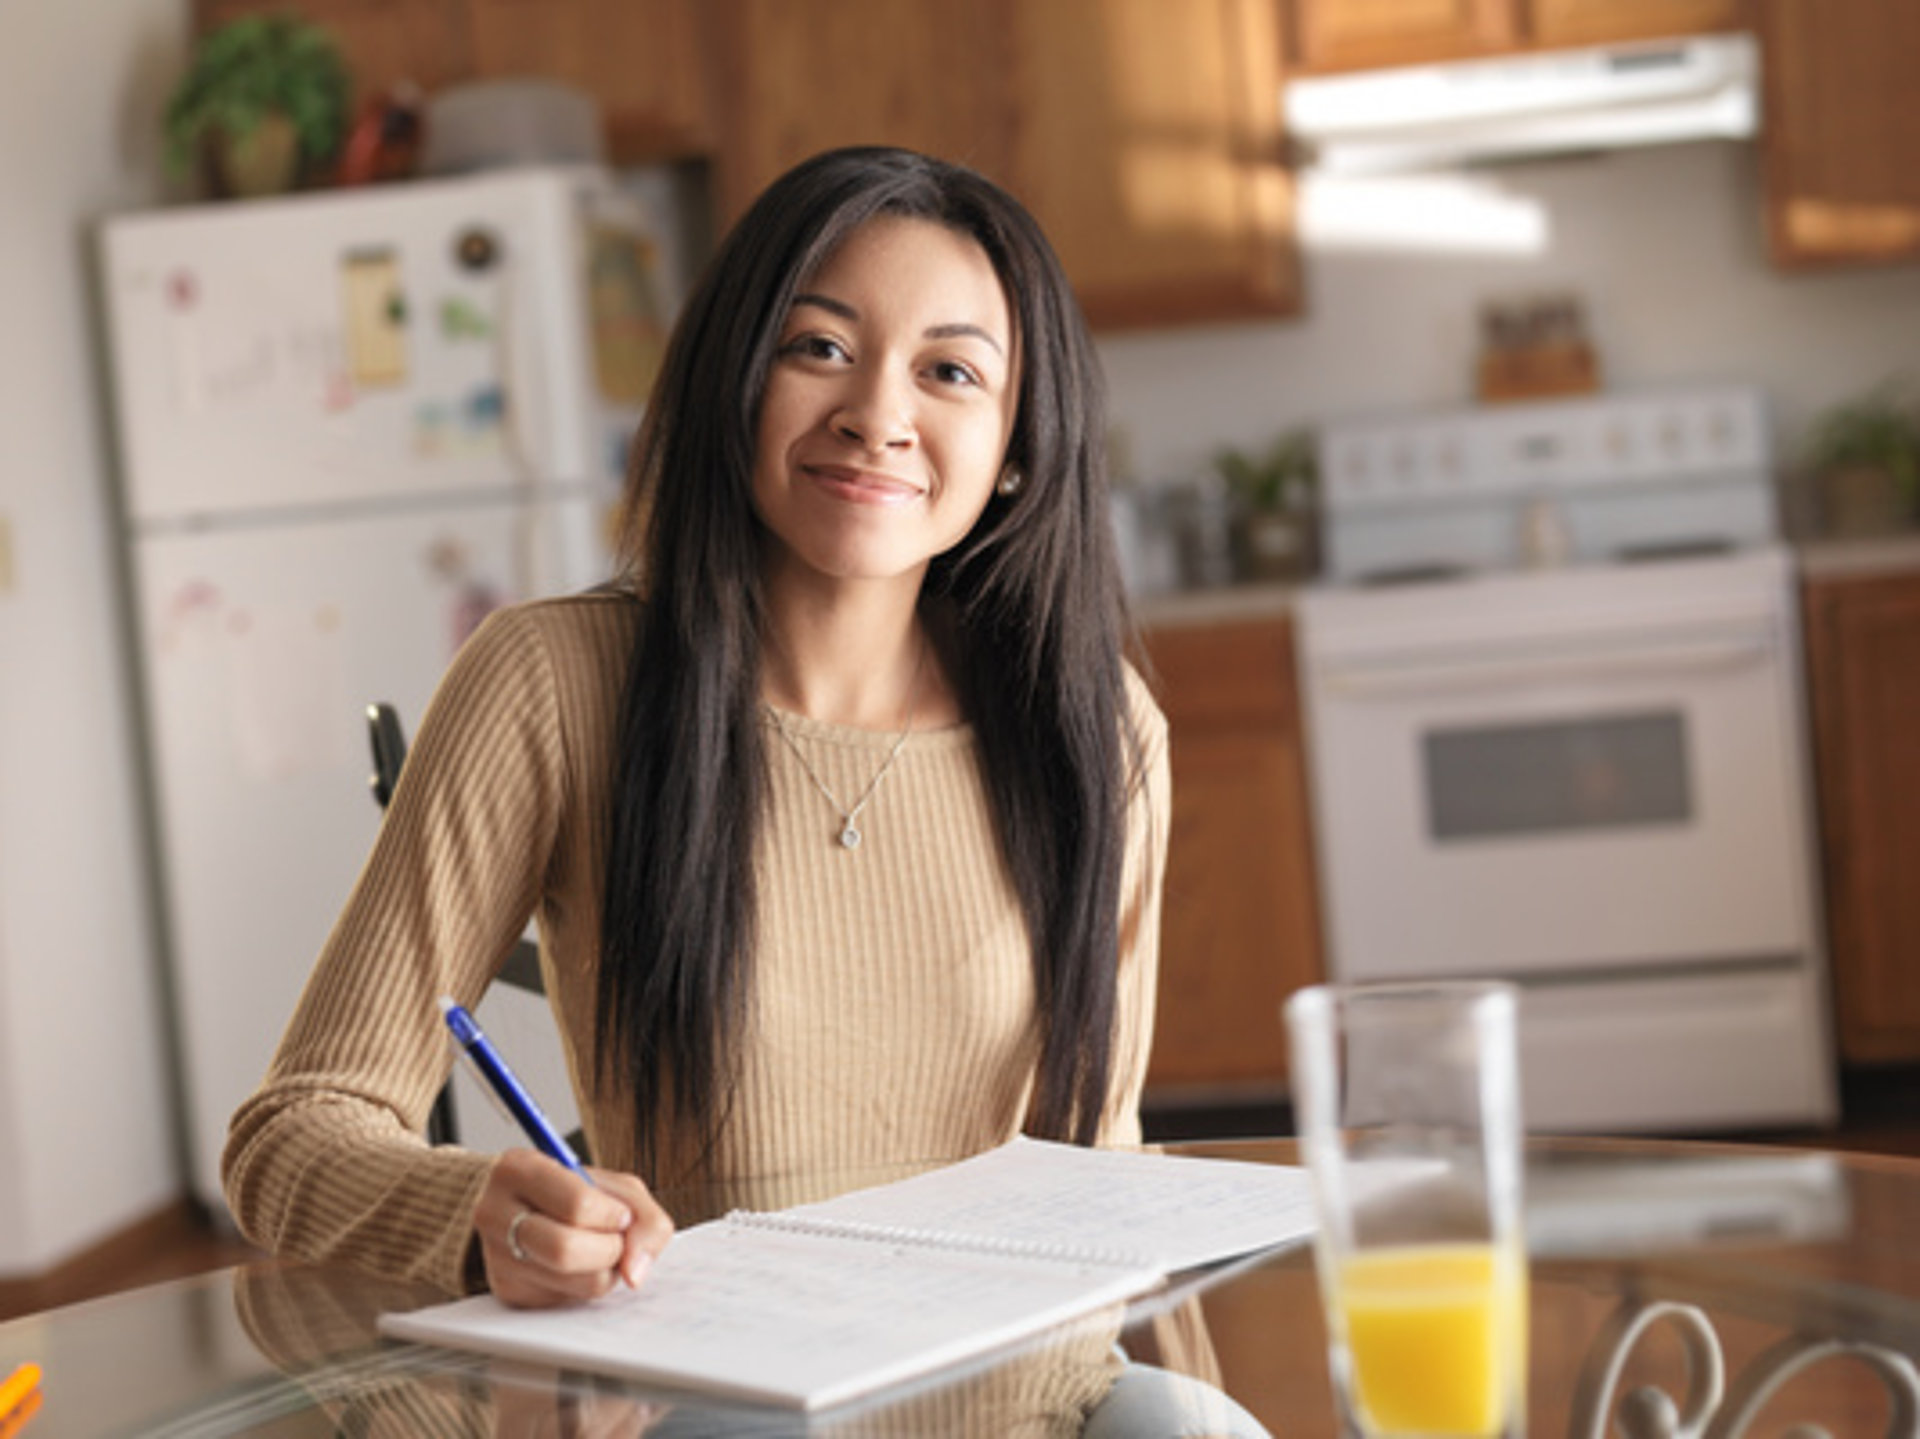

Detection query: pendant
xmin=839 ymin=823 xmax=862 ymax=850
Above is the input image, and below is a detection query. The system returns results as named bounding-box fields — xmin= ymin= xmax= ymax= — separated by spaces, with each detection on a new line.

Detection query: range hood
xmin=1285 ymin=32 xmax=1759 ymax=175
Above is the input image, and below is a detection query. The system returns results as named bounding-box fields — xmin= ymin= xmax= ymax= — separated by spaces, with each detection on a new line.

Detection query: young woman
xmin=223 ymin=146 xmax=1169 ymax=1313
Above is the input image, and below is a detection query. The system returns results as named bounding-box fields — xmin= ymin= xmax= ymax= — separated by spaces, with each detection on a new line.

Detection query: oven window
xmin=1423 ymin=710 xmax=1691 ymax=841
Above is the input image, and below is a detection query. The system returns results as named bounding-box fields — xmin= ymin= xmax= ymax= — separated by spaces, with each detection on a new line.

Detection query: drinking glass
xmin=1285 ymin=981 xmax=1528 ymax=1438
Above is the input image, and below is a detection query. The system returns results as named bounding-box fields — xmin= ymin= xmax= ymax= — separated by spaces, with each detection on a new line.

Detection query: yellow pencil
xmin=0 ymin=1364 xmax=39 ymax=1424
xmin=0 ymin=1387 xmax=38 ymax=1437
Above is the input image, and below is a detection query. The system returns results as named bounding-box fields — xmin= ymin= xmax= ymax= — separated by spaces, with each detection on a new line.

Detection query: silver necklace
xmin=764 ymin=645 xmax=924 ymax=851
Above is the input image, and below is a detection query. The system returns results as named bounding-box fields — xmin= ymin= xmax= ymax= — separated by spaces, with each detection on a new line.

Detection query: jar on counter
xmin=1110 ymin=484 xmax=1182 ymax=597
xmin=1238 ymin=504 xmax=1319 ymax=583
xmin=1167 ymin=480 xmax=1238 ymax=590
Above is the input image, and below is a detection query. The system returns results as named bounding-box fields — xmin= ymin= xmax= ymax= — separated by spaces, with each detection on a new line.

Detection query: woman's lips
xmin=803 ymin=464 xmax=923 ymax=505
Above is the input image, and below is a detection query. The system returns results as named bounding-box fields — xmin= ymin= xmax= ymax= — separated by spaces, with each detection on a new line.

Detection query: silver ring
xmin=507 ymin=1208 xmax=534 ymax=1263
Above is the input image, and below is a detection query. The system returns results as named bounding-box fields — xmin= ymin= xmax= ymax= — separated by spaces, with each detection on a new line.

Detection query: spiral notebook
xmin=379 ymin=1138 xmax=1315 ymax=1411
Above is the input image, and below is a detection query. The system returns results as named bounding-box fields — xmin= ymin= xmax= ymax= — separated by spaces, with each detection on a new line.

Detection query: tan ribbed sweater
xmin=223 ymin=592 xmax=1169 ymax=1295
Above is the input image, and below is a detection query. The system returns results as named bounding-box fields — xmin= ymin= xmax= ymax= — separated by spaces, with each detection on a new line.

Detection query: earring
xmin=996 ymin=468 xmax=1024 ymax=497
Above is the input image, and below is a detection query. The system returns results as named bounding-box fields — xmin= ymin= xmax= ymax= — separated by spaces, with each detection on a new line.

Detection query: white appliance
xmin=99 ymin=166 xmax=684 ymax=1210
xmin=1296 ymin=386 xmax=1837 ymax=1135
xmin=1285 ymin=31 xmax=1759 ymax=175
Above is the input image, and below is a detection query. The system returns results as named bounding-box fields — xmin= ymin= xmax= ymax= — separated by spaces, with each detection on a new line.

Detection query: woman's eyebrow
xmin=788 ymin=293 xmax=1006 ymax=356
xmin=790 ymin=291 xmax=855 ymax=320
xmin=926 ymin=322 xmax=1005 ymax=355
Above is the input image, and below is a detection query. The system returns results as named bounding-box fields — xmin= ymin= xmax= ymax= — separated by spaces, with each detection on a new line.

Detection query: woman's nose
xmin=831 ymin=371 xmax=915 ymax=451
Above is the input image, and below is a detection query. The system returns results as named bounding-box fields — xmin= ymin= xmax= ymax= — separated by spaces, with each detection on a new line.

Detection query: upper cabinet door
xmin=463 ymin=0 xmax=716 ymax=160
xmin=1760 ymin=0 xmax=1920 ymax=268
xmin=1526 ymin=0 xmax=1747 ymax=47
xmin=707 ymin=0 xmax=1011 ymax=225
xmin=1288 ymin=0 xmax=1520 ymax=72
xmin=1287 ymin=0 xmax=1748 ymax=70
xmin=1005 ymin=0 xmax=1300 ymax=329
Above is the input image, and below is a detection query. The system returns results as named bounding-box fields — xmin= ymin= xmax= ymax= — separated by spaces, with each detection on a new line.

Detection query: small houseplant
xmin=1803 ymin=387 xmax=1920 ymax=536
xmin=1213 ymin=429 xmax=1319 ymax=581
xmin=164 ymin=15 xmax=353 ymax=198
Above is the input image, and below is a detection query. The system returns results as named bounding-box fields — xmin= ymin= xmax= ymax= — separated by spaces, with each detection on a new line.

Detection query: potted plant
xmin=164 ymin=15 xmax=353 ymax=198
xmin=1803 ymin=386 xmax=1920 ymax=537
xmin=1212 ymin=429 xmax=1319 ymax=582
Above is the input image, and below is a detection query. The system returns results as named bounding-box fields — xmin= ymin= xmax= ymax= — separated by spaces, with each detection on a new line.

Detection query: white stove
xmin=1296 ymin=386 xmax=1837 ymax=1135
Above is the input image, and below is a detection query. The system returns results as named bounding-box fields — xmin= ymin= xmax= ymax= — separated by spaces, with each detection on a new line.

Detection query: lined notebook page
xmin=778 ymin=1138 xmax=1315 ymax=1273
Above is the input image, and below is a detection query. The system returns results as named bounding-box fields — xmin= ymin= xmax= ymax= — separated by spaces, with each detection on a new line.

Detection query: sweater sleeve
xmin=1097 ymin=667 xmax=1172 ymax=1148
xmin=222 ymin=605 xmax=572 ymax=1294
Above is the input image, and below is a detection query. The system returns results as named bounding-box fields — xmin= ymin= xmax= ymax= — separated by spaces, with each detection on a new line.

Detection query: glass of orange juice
xmin=1285 ymin=982 xmax=1527 ymax=1438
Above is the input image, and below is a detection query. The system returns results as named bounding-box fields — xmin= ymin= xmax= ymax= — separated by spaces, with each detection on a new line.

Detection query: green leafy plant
xmin=1803 ymin=386 xmax=1920 ymax=506
xmin=163 ymin=15 xmax=352 ymax=184
xmin=1212 ymin=429 xmax=1317 ymax=513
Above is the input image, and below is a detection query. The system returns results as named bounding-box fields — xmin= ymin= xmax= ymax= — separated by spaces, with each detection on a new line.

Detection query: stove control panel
xmin=1314 ymin=386 xmax=1777 ymax=583
xmin=1319 ymin=386 xmax=1769 ymax=515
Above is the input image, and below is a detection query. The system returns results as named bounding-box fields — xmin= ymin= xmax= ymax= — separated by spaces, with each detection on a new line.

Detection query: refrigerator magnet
xmin=438 ymin=296 xmax=493 ymax=341
xmin=411 ymin=401 xmax=450 ymax=457
xmin=462 ymin=386 xmax=505 ymax=448
xmin=454 ymin=227 xmax=501 ymax=272
xmin=342 ymin=248 xmax=408 ymax=387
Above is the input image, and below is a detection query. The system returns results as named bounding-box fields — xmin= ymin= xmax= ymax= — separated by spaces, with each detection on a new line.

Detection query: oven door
xmin=1300 ymin=602 xmax=1818 ymax=983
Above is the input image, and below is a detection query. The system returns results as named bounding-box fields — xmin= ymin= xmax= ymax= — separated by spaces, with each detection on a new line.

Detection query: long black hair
xmin=597 ymin=146 xmax=1141 ymax=1177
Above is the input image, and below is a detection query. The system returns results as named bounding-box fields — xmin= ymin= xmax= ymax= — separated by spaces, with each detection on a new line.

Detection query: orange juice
xmin=1332 ymin=1242 xmax=1526 ymax=1436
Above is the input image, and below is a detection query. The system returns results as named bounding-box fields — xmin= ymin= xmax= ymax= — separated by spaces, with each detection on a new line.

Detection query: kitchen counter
xmin=1796 ymin=529 xmax=1920 ymax=579
xmin=1133 ymin=580 xmax=1296 ymax=630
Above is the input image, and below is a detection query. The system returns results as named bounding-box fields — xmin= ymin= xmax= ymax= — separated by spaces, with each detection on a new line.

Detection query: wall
xmin=1101 ymin=140 xmax=1920 ymax=512
xmin=0 ymin=0 xmax=185 ymax=1272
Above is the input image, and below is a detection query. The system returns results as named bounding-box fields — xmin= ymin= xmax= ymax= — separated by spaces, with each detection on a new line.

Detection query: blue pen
xmin=439 ymin=997 xmax=590 ymax=1181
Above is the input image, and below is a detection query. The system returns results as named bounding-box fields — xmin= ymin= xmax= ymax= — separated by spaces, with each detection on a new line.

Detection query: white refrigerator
xmin=99 ymin=165 xmax=684 ymax=1211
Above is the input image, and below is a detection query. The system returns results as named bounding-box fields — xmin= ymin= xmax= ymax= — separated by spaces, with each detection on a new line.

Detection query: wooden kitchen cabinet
xmin=1002 ymin=0 xmax=1299 ymax=329
xmin=707 ymin=0 xmax=1301 ymax=330
xmin=193 ymin=0 xmax=715 ymax=162
xmin=461 ymin=0 xmax=716 ymax=158
xmin=1284 ymin=0 xmax=1745 ymax=72
xmin=1287 ymin=0 xmax=1518 ymax=71
xmin=1802 ymin=568 xmax=1920 ymax=1063
xmin=1758 ymin=0 xmax=1920 ymax=268
xmin=1525 ymin=0 xmax=1747 ymax=47
xmin=195 ymin=0 xmax=472 ymax=98
xmin=704 ymin=1 xmax=1011 ymax=222
xmin=1142 ymin=615 xmax=1324 ymax=1096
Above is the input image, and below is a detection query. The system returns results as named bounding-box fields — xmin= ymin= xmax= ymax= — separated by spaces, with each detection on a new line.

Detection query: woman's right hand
xmin=475 ymin=1149 xmax=675 ymax=1309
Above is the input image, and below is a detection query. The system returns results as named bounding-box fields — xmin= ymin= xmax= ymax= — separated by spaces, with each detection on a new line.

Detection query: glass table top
xmin=0 ymin=1138 xmax=1915 ymax=1437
